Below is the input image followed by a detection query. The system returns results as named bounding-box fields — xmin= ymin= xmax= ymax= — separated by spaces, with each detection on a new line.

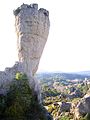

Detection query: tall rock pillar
xmin=13 ymin=3 xmax=50 ymax=101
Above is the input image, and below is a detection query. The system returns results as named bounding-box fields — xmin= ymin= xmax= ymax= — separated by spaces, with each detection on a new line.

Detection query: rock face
xmin=0 ymin=3 xmax=50 ymax=103
xmin=67 ymin=89 xmax=83 ymax=99
xmin=69 ymin=87 xmax=76 ymax=93
xmin=60 ymin=102 xmax=71 ymax=112
xmin=73 ymin=95 xmax=90 ymax=119
xmin=77 ymin=96 xmax=90 ymax=116
xmin=0 ymin=62 xmax=23 ymax=95
xmin=14 ymin=3 xmax=50 ymax=77
xmin=13 ymin=3 xmax=50 ymax=101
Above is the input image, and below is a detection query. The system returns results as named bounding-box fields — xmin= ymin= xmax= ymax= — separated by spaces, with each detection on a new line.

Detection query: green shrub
xmin=60 ymin=116 xmax=70 ymax=120
xmin=15 ymin=72 xmax=28 ymax=81
xmin=84 ymin=113 xmax=90 ymax=120
xmin=48 ymin=105 xmax=54 ymax=113
xmin=0 ymin=72 xmax=51 ymax=120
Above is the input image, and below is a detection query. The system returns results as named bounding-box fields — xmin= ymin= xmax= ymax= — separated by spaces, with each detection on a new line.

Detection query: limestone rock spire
xmin=14 ymin=3 xmax=50 ymax=101
xmin=14 ymin=3 xmax=50 ymax=77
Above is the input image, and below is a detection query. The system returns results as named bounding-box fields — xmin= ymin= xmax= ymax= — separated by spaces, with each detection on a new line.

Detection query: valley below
xmin=36 ymin=71 xmax=90 ymax=120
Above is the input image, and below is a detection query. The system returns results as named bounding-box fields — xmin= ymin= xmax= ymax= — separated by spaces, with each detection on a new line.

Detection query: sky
xmin=0 ymin=0 xmax=90 ymax=72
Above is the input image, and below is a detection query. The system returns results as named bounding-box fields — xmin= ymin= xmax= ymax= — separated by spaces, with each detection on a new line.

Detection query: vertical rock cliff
xmin=13 ymin=3 xmax=50 ymax=101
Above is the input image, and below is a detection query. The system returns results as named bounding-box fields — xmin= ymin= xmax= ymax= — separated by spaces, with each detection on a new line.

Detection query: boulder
xmin=69 ymin=87 xmax=76 ymax=93
xmin=68 ymin=89 xmax=83 ymax=99
xmin=77 ymin=96 xmax=90 ymax=116
xmin=60 ymin=102 xmax=71 ymax=112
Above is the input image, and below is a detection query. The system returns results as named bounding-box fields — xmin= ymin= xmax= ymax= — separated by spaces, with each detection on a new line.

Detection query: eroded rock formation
xmin=14 ymin=3 xmax=50 ymax=77
xmin=74 ymin=96 xmax=90 ymax=119
xmin=0 ymin=3 xmax=50 ymax=102
xmin=13 ymin=3 xmax=50 ymax=101
xmin=0 ymin=62 xmax=23 ymax=95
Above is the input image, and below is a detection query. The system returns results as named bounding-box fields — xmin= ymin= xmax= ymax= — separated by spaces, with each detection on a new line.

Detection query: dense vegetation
xmin=0 ymin=73 xmax=52 ymax=120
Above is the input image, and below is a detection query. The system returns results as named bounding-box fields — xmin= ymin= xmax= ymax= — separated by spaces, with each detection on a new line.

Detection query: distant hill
xmin=73 ymin=71 xmax=90 ymax=76
xmin=36 ymin=71 xmax=90 ymax=81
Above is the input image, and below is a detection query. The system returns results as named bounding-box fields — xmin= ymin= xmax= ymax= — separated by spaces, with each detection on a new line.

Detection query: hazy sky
xmin=0 ymin=0 xmax=90 ymax=72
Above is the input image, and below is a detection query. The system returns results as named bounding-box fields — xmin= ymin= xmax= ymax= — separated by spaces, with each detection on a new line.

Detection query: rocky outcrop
xmin=67 ymin=89 xmax=84 ymax=99
xmin=14 ymin=3 xmax=50 ymax=77
xmin=13 ymin=4 xmax=50 ymax=101
xmin=73 ymin=93 xmax=90 ymax=119
xmin=69 ymin=87 xmax=76 ymax=93
xmin=60 ymin=102 xmax=71 ymax=112
xmin=77 ymin=96 xmax=90 ymax=116
xmin=0 ymin=3 xmax=50 ymax=103
xmin=0 ymin=62 xmax=23 ymax=95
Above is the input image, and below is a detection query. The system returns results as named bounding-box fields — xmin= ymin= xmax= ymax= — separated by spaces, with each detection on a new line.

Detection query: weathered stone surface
xmin=67 ymin=89 xmax=84 ymax=99
xmin=69 ymin=87 xmax=76 ymax=93
xmin=0 ymin=3 xmax=50 ymax=103
xmin=73 ymin=95 xmax=90 ymax=119
xmin=77 ymin=96 xmax=90 ymax=115
xmin=0 ymin=62 xmax=23 ymax=94
xmin=60 ymin=102 xmax=71 ymax=112
xmin=14 ymin=3 xmax=50 ymax=101
xmin=14 ymin=3 xmax=50 ymax=78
